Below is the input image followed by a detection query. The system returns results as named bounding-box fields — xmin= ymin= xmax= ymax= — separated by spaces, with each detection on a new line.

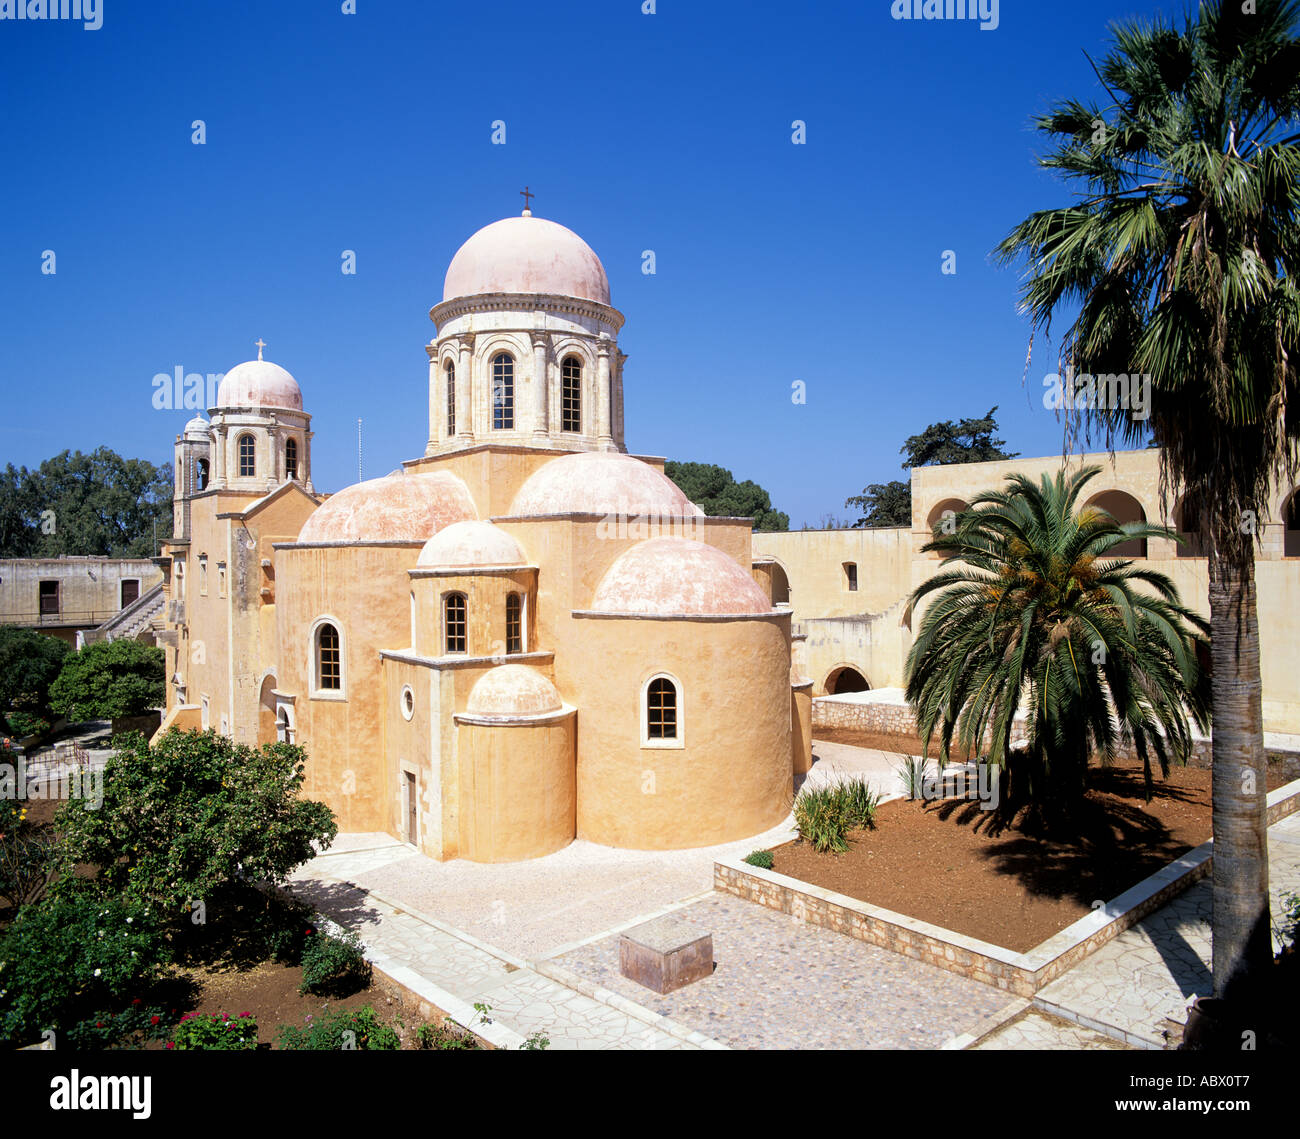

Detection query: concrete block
xmin=619 ymin=914 xmax=714 ymax=994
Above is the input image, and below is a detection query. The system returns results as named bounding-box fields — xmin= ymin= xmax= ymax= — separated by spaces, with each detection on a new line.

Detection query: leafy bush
xmin=299 ymin=926 xmax=370 ymax=996
xmin=6 ymin=711 xmax=51 ymax=740
xmin=55 ymin=728 xmax=337 ymax=911
xmin=0 ymin=891 xmax=168 ymax=1047
xmin=276 ymin=1005 xmax=399 ymax=1051
xmin=169 ymin=1011 xmax=259 ymax=1050
xmin=743 ymin=850 xmax=775 ymax=870
xmin=251 ymin=889 xmax=315 ymax=965
xmin=67 ymin=1001 xmax=174 ymax=1049
xmin=49 ymin=639 xmax=165 ymax=721
xmin=0 ymin=625 xmax=69 ymax=735
xmin=793 ymin=779 xmax=880 ymax=854
xmin=416 ymin=1020 xmax=480 ymax=1050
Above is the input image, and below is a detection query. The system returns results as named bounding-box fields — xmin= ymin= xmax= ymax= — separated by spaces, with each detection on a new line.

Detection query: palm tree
xmin=994 ymin=0 xmax=1300 ymax=1007
xmin=906 ymin=466 xmax=1210 ymax=824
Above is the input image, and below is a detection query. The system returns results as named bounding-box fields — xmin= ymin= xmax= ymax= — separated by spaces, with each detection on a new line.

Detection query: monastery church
xmin=157 ymin=206 xmax=816 ymax=862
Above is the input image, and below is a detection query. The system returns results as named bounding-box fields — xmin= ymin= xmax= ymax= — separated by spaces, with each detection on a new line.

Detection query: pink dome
xmin=215 ymin=359 xmax=303 ymax=411
xmin=590 ymin=538 xmax=774 ymax=616
xmin=298 ymin=471 xmax=477 ymax=543
xmin=466 ymin=665 xmax=563 ymax=716
xmin=508 ymin=452 xmax=701 ymax=518
xmin=443 ymin=215 xmax=610 ymax=306
xmin=418 ymin=520 xmax=525 ymax=568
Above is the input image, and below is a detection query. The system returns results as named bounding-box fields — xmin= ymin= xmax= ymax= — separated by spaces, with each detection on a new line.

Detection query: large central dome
xmin=442 ymin=214 xmax=610 ymax=306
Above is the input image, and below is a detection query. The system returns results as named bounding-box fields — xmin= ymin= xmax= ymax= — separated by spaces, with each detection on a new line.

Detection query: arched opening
xmin=237 ymin=433 xmax=256 ymax=477
xmin=1084 ymin=490 xmax=1147 ymax=558
xmin=825 ymin=666 xmax=870 ymax=695
xmin=491 ymin=352 xmax=515 ymax=430
xmin=1285 ymin=492 xmax=1300 ymax=558
xmin=561 ymin=356 xmax=582 ymax=433
xmin=771 ymin=562 xmax=791 ymax=606
xmin=444 ymin=592 xmax=467 ymax=654
xmin=285 ymin=437 xmax=298 ymax=480
xmin=506 ymin=592 xmax=523 ymax=654
xmin=1176 ymin=491 xmax=1209 ymax=558
xmin=195 ymin=457 xmax=209 ymax=491
xmin=642 ymin=674 xmax=682 ymax=745
xmin=314 ymin=621 xmax=342 ymax=692
xmin=258 ymin=675 xmax=278 ymax=745
xmin=445 ymin=360 xmax=456 ymax=436
xmin=925 ymin=499 xmax=969 ymax=557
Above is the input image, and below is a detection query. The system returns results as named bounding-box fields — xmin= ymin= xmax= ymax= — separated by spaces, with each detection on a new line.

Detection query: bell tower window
xmin=285 ymin=437 xmax=298 ymax=480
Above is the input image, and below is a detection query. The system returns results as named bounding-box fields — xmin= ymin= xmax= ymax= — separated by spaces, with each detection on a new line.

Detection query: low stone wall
xmin=715 ymin=778 xmax=1300 ymax=1000
xmin=812 ymin=696 xmax=1300 ymax=779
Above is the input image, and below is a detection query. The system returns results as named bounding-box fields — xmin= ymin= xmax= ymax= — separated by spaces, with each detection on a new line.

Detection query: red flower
xmin=165 ymin=1042 xmax=174 ymax=1050
xmin=132 ymin=998 xmax=142 ymax=1006
xmin=96 ymin=1022 xmax=104 ymax=1028
xmin=150 ymin=1015 xmax=160 ymax=1025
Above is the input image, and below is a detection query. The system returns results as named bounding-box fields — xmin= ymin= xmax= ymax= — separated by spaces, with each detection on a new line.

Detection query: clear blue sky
xmin=0 ymin=0 xmax=1174 ymax=527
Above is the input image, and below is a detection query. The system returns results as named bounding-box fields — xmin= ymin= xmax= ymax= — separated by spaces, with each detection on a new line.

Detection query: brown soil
xmin=775 ymin=755 xmax=1289 ymax=953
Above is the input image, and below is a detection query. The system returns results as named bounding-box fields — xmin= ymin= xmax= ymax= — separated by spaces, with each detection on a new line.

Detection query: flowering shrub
xmin=169 ymin=1011 xmax=259 ymax=1050
xmin=67 ymin=1001 xmax=174 ymax=1049
xmin=275 ymin=1005 xmax=398 ymax=1051
xmin=0 ymin=891 xmax=167 ymax=1047
xmin=299 ymin=927 xmax=370 ymax=996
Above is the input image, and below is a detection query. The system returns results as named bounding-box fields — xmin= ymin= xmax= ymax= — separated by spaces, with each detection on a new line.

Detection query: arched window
xmin=642 ymin=675 xmax=682 ymax=746
xmin=445 ymin=360 xmax=456 ymax=436
xmin=561 ymin=356 xmax=582 ymax=433
xmin=492 ymin=352 xmax=514 ymax=430
xmin=506 ymin=593 xmax=523 ymax=654
xmin=444 ymin=593 xmax=467 ymax=654
xmin=195 ymin=457 xmax=210 ymax=491
xmin=316 ymin=622 xmax=341 ymax=691
xmin=1084 ymin=490 xmax=1147 ymax=558
xmin=285 ymin=437 xmax=298 ymax=480
xmin=238 ymin=434 xmax=256 ymax=477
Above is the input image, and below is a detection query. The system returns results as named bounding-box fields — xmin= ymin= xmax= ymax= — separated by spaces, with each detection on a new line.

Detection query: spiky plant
xmin=906 ymin=465 xmax=1210 ymax=818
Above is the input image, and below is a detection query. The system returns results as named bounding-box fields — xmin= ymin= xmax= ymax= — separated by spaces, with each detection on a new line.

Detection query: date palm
xmin=906 ymin=466 xmax=1210 ymax=823
xmin=994 ymin=0 xmax=1300 ymax=1005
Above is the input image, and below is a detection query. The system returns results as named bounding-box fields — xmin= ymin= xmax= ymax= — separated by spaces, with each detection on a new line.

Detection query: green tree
xmin=845 ymin=408 xmax=1018 ymax=527
xmin=0 ymin=626 xmax=70 ymax=735
xmin=663 ymin=461 xmax=789 ymax=530
xmin=56 ymin=728 xmax=338 ymax=912
xmin=48 ymin=639 xmax=165 ymax=722
xmin=994 ymin=0 xmax=1299 ymax=1006
xmin=906 ymin=466 xmax=1210 ymax=821
xmin=0 ymin=447 xmax=172 ymax=558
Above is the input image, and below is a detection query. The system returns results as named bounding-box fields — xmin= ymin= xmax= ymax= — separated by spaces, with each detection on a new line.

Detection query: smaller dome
xmin=298 ymin=470 xmax=477 ymax=544
xmin=466 ymin=665 xmax=562 ymax=717
xmin=183 ymin=415 xmax=210 ymax=440
xmin=509 ymin=452 xmax=702 ymax=518
xmin=216 ymin=359 xmax=303 ymax=411
xmin=591 ymin=538 xmax=773 ymax=616
xmin=418 ymin=520 xmax=525 ymax=568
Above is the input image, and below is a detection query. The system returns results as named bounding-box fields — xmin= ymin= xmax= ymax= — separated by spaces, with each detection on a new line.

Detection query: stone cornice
xmin=430 ymin=292 xmax=625 ymax=333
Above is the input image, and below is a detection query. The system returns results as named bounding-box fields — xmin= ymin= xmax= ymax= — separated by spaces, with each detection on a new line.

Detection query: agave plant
xmin=905 ymin=465 xmax=1210 ymax=816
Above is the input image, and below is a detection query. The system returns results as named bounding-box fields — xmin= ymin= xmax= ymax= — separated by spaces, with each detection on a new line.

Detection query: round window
xmin=400 ymin=685 xmax=415 ymax=721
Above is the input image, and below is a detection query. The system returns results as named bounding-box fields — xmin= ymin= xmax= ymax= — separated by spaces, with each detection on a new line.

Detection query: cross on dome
xmin=520 ymin=186 xmax=534 ymax=216
xmin=255 ymin=337 xmax=267 ymax=361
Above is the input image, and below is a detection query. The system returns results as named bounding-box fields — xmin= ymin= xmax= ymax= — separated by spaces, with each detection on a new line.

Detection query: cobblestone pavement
xmin=1035 ymin=811 xmax=1300 ymax=1047
xmin=972 ymin=1008 xmax=1129 ymax=1050
xmin=548 ymin=892 xmax=1012 ymax=1050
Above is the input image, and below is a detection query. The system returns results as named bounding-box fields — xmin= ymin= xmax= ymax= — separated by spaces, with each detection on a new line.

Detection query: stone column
xmin=597 ymin=337 xmax=613 ymax=450
xmin=456 ymin=336 xmax=474 ymax=442
xmin=213 ymin=425 xmax=227 ymax=485
xmin=303 ymin=430 xmax=314 ymax=493
xmin=425 ymin=343 xmax=439 ymax=456
xmin=615 ymin=350 xmax=628 ymax=448
xmin=531 ymin=330 xmax=549 ymax=441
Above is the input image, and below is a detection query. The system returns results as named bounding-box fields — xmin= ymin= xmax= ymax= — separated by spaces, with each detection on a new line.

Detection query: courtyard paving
xmin=286 ymin=741 xmax=1300 ymax=1050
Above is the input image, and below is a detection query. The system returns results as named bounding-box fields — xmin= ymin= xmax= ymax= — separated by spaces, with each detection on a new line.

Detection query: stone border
xmin=715 ymin=778 xmax=1300 ymax=998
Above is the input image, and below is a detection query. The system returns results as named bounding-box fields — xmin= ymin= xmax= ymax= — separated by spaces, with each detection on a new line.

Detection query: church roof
xmin=589 ymin=538 xmax=774 ymax=616
xmin=297 ymin=470 xmax=477 ymax=544
xmin=417 ymin=520 xmax=526 ymax=569
xmin=466 ymin=664 xmax=563 ymax=717
xmin=215 ymin=358 xmax=303 ymax=412
xmin=443 ymin=214 xmax=610 ymax=306
xmin=507 ymin=452 xmax=702 ymax=518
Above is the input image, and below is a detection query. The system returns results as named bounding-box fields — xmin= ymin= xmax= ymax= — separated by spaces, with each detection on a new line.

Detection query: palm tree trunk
xmin=1208 ymin=548 xmax=1272 ymax=1005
